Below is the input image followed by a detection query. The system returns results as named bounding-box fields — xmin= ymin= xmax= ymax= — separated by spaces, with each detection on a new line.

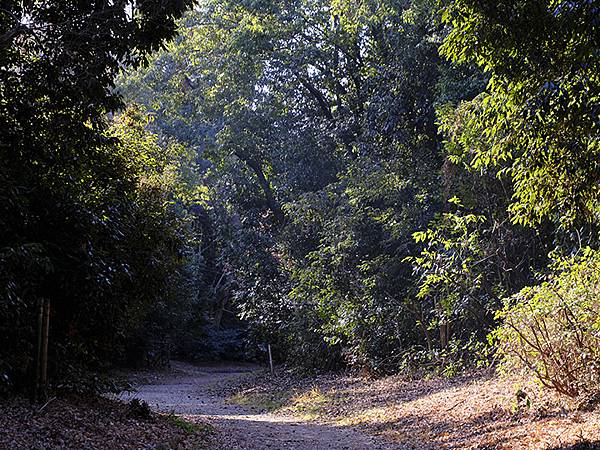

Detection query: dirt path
xmin=120 ymin=361 xmax=397 ymax=450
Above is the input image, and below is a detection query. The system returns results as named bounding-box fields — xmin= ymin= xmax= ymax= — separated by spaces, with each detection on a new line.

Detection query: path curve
xmin=120 ymin=361 xmax=397 ymax=450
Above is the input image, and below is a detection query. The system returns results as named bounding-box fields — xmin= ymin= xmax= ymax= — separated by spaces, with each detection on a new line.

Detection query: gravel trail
xmin=120 ymin=361 xmax=397 ymax=450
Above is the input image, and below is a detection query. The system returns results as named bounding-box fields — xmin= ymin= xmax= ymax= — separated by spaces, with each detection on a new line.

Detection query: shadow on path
xmin=120 ymin=361 xmax=398 ymax=450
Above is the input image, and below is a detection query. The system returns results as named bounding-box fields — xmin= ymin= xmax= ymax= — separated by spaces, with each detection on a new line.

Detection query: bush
xmin=494 ymin=249 xmax=600 ymax=398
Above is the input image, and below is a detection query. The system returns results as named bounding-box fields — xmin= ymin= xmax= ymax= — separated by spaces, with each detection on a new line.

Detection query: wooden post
xmin=267 ymin=344 xmax=274 ymax=376
xmin=32 ymin=297 xmax=44 ymax=402
xmin=40 ymin=299 xmax=50 ymax=401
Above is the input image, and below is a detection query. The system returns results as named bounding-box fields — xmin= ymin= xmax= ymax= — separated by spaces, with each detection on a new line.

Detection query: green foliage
xmin=410 ymin=199 xmax=487 ymax=303
xmin=117 ymin=0 xmax=503 ymax=374
xmin=494 ymin=249 xmax=600 ymax=398
xmin=395 ymin=334 xmax=493 ymax=379
xmin=440 ymin=0 xmax=600 ymax=228
xmin=0 ymin=0 xmax=193 ymax=392
xmin=406 ymin=201 xmax=497 ymax=350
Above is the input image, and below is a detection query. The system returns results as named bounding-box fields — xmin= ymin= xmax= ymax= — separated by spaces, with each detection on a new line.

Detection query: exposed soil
xmin=120 ymin=361 xmax=396 ymax=449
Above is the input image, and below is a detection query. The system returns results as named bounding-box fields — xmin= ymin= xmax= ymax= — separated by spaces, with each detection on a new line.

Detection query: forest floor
xmin=6 ymin=362 xmax=599 ymax=449
xmin=223 ymin=367 xmax=600 ymax=450
xmin=121 ymin=361 xmax=600 ymax=450
xmin=0 ymin=390 xmax=211 ymax=449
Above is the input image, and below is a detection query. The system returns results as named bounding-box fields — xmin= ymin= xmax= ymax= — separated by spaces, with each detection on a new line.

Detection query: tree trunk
xmin=242 ymin=157 xmax=285 ymax=223
xmin=439 ymin=320 xmax=450 ymax=349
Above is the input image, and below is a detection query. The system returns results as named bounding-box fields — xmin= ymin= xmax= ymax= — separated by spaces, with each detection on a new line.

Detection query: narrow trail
xmin=120 ymin=361 xmax=396 ymax=450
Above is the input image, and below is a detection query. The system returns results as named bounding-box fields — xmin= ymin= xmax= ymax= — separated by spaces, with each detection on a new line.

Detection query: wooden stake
xmin=40 ymin=299 xmax=50 ymax=401
xmin=267 ymin=344 xmax=274 ymax=376
xmin=32 ymin=297 xmax=44 ymax=402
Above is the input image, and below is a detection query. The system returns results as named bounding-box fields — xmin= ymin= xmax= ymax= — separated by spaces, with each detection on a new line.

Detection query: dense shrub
xmin=0 ymin=0 xmax=194 ymax=394
xmin=494 ymin=249 xmax=600 ymax=398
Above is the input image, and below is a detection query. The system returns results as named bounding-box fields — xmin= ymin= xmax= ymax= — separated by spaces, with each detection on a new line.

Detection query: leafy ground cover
xmin=226 ymin=369 xmax=600 ymax=449
xmin=0 ymin=394 xmax=212 ymax=449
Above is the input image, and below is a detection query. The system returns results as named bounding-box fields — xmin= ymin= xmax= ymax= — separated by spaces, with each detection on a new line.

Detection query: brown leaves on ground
xmin=0 ymin=394 xmax=212 ymax=449
xmin=226 ymin=369 xmax=600 ymax=449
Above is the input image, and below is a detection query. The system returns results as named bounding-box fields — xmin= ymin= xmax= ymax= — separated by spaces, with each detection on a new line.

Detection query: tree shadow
xmin=547 ymin=443 xmax=600 ymax=450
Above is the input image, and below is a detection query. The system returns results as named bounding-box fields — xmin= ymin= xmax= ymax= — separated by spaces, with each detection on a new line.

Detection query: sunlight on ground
xmin=226 ymin=371 xmax=600 ymax=449
xmin=228 ymin=389 xmax=290 ymax=413
xmin=285 ymin=386 xmax=330 ymax=420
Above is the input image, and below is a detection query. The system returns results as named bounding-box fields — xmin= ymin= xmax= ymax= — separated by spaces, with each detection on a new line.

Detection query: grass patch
xmin=228 ymin=389 xmax=290 ymax=412
xmin=166 ymin=413 xmax=215 ymax=436
xmin=285 ymin=386 xmax=330 ymax=420
xmin=228 ymin=382 xmax=340 ymax=421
